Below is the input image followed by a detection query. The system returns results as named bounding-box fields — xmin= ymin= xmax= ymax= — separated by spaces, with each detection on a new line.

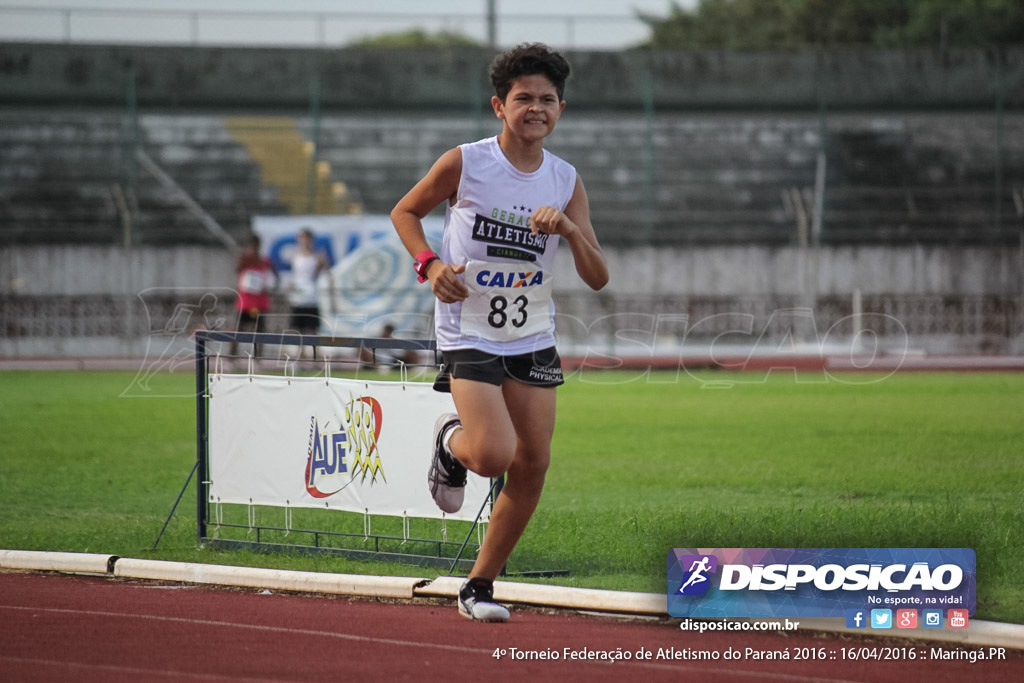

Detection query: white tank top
xmin=435 ymin=136 xmax=577 ymax=354
xmin=289 ymin=252 xmax=320 ymax=307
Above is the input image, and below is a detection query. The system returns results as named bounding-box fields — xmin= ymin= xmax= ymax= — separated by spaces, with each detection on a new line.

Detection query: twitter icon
xmin=870 ymin=609 xmax=893 ymax=629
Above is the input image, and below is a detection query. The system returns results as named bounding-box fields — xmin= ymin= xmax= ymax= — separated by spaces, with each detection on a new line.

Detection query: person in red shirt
xmin=233 ymin=233 xmax=278 ymax=359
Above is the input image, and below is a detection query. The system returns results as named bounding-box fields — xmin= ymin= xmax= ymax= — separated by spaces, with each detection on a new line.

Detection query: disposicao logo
xmin=667 ymin=548 xmax=976 ymax=619
xmin=304 ymin=395 xmax=385 ymax=498
xmin=675 ymin=554 xmax=718 ymax=595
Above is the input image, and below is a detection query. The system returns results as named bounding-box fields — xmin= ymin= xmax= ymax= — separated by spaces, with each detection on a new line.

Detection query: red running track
xmin=1 ymin=571 xmax=1021 ymax=683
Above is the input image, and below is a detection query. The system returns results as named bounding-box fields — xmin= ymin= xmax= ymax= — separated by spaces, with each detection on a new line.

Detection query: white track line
xmin=0 ymin=605 xmax=883 ymax=683
xmin=4 ymin=551 xmax=1022 ymax=650
xmin=0 ymin=656 xmax=285 ymax=683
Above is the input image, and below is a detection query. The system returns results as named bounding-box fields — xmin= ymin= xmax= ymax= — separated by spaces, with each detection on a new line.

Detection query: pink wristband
xmin=413 ymin=249 xmax=440 ymax=283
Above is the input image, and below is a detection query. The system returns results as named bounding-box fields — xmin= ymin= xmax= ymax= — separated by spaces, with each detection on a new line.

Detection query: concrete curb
xmin=3 ymin=550 xmax=1022 ymax=650
xmin=112 ymin=558 xmax=423 ymax=599
xmin=0 ymin=549 xmax=114 ymax=575
xmin=421 ymin=575 xmax=666 ymax=616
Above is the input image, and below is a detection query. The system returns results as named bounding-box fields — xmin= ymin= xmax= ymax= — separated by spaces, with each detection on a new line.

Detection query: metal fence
xmin=0 ymin=5 xmax=653 ymax=50
xmin=1 ymin=37 xmax=1022 ymax=358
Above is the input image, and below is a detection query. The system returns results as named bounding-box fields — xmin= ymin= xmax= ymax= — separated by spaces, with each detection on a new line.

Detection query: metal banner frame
xmin=188 ymin=330 xmax=495 ymax=574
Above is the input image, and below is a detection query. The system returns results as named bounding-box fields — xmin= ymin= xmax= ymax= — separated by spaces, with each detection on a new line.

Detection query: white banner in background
xmin=252 ymin=214 xmax=444 ymax=337
xmin=208 ymin=374 xmax=492 ymax=523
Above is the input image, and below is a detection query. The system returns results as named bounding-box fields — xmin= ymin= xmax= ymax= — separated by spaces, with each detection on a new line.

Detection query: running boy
xmin=391 ymin=43 xmax=608 ymax=622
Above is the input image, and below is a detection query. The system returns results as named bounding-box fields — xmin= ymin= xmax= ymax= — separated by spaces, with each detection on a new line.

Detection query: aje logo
xmin=304 ymin=396 xmax=385 ymax=498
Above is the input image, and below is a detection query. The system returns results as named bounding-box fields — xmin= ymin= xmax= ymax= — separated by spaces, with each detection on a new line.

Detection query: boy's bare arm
xmin=391 ymin=148 xmax=460 ymax=252
xmin=531 ymin=176 xmax=609 ymax=291
xmin=391 ymin=148 xmax=469 ymax=302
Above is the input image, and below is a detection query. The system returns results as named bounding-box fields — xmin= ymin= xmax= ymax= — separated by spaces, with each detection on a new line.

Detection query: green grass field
xmin=1 ymin=369 xmax=1021 ymax=623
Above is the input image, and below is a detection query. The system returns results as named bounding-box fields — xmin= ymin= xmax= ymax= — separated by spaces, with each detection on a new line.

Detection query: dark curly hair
xmin=489 ymin=43 xmax=571 ymax=102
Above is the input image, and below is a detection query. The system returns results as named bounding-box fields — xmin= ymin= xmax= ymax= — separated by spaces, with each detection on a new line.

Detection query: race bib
xmin=239 ymin=269 xmax=268 ymax=295
xmin=460 ymin=261 xmax=553 ymax=343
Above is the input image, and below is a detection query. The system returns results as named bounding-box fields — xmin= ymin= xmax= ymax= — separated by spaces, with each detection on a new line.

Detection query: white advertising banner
xmin=208 ymin=373 xmax=492 ymax=523
xmin=252 ymin=214 xmax=444 ymax=338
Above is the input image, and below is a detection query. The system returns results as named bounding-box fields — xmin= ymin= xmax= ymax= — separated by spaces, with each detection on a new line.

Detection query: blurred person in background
xmin=232 ymin=233 xmax=277 ymax=360
xmin=359 ymin=322 xmax=422 ymax=371
xmin=287 ymin=228 xmax=332 ymax=351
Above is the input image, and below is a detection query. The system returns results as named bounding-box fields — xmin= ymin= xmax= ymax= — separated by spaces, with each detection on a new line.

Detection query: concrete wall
xmin=6 ymin=245 xmax=234 ymax=296
xmin=589 ymin=244 xmax=1021 ymax=297
xmin=8 ymin=242 xmax=1016 ymax=298
xmin=2 ymin=43 xmax=1021 ymax=111
xmin=3 ymin=243 xmax=1020 ymax=357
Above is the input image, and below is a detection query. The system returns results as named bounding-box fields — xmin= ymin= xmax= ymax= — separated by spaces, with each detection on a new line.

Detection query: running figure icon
xmin=679 ymin=556 xmax=712 ymax=593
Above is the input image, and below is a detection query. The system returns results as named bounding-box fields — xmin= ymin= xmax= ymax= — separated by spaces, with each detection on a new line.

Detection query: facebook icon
xmin=845 ymin=609 xmax=867 ymax=629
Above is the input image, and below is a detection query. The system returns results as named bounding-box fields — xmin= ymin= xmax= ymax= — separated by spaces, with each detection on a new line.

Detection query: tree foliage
xmin=638 ymin=0 xmax=1024 ymax=49
xmin=349 ymin=29 xmax=481 ymax=49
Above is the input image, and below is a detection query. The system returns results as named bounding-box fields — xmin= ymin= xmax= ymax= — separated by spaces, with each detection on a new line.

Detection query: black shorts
xmin=290 ymin=306 xmax=321 ymax=334
xmin=236 ymin=309 xmax=265 ymax=333
xmin=433 ymin=347 xmax=564 ymax=393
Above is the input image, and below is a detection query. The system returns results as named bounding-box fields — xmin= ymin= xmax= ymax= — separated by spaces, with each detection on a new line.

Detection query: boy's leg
xmin=427 ymin=373 xmax=515 ymax=514
xmin=445 ymin=378 xmax=555 ymax=621
xmin=459 ymin=379 xmax=556 ymax=581
xmin=448 ymin=379 xmax=517 ymax=478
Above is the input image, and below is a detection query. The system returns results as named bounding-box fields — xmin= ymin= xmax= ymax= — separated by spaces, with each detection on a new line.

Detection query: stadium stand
xmin=1 ymin=111 xmax=124 ymax=244
xmin=312 ymin=111 xmax=1022 ymax=246
xmin=0 ymin=110 xmax=288 ymax=247
xmin=225 ymin=116 xmax=361 ymax=216
xmin=547 ymin=114 xmax=820 ymax=245
xmin=821 ymin=114 xmax=1024 ymax=244
xmin=1 ymin=109 xmax=1020 ymax=249
xmin=2 ymin=43 xmax=1021 ymax=359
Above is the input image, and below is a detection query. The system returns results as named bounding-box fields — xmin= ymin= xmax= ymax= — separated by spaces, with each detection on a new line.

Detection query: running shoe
xmin=459 ymin=578 xmax=510 ymax=622
xmin=428 ymin=412 xmax=466 ymax=514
